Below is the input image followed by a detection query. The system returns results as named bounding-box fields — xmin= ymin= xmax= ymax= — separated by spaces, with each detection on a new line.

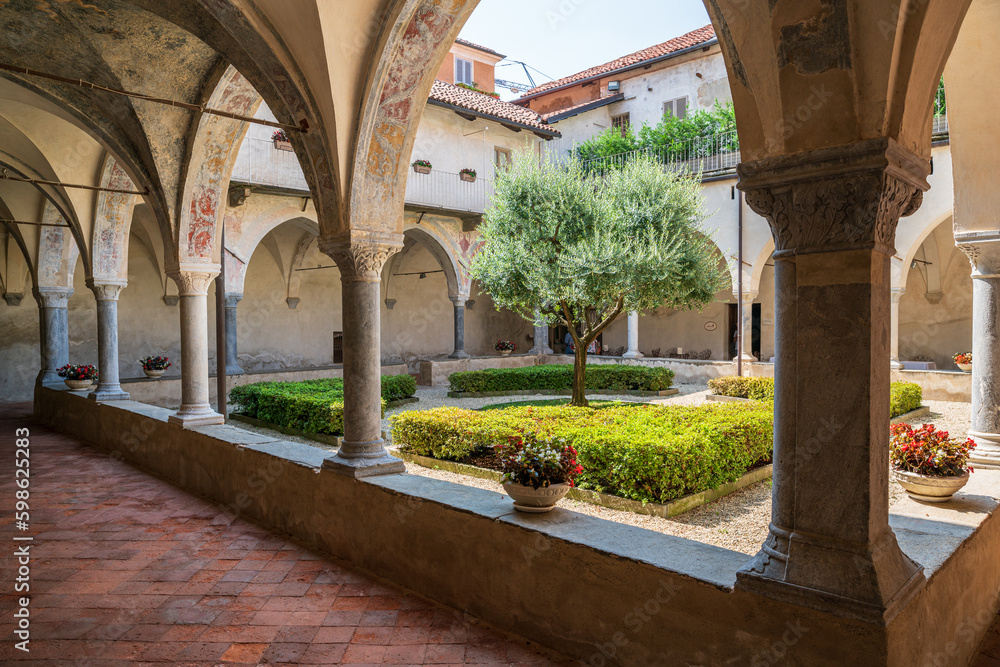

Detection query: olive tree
xmin=472 ymin=153 xmax=728 ymax=406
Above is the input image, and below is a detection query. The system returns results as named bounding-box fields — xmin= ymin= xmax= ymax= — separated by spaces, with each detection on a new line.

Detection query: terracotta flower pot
xmin=502 ymin=482 xmax=570 ymax=513
xmin=957 ymin=362 xmax=972 ymax=372
xmin=64 ymin=379 xmax=93 ymax=391
xmin=412 ymin=165 xmax=431 ymax=174
xmin=460 ymin=172 xmax=476 ymax=182
xmin=144 ymin=368 xmax=166 ymax=378
xmin=273 ymin=140 xmax=292 ymax=152
xmin=893 ymin=469 xmax=970 ymax=503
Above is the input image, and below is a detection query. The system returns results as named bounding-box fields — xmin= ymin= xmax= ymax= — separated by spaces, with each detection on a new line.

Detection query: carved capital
xmin=224 ymin=293 xmax=243 ymax=308
xmin=87 ymin=279 xmax=126 ymax=301
xmin=955 ymin=232 xmax=1000 ymax=278
xmin=740 ymin=139 xmax=928 ymax=256
xmin=733 ymin=290 xmax=758 ymax=304
xmin=167 ymin=263 xmax=220 ymax=296
xmin=3 ymin=292 xmax=23 ymax=306
xmin=319 ymin=231 xmax=403 ymax=282
xmin=890 ymin=288 xmax=906 ymax=304
xmin=35 ymin=287 xmax=73 ymax=309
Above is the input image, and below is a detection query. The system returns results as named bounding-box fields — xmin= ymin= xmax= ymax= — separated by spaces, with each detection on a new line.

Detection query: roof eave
xmin=426 ymin=97 xmax=561 ymax=139
xmin=545 ymin=93 xmax=625 ymax=123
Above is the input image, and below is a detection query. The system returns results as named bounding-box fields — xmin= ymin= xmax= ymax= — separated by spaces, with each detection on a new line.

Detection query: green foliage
xmin=448 ymin=364 xmax=674 ymax=393
xmin=391 ymin=402 xmax=773 ymax=503
xmin=229 ymin=376 xmax=416 ymax=435
xmin=709 ymin=376 xmax=922 ymax=418
xmin=574 ymin=101 xmax=738 ymax=164
xmin=478 ymin=398 xmax=625 ymax=411
xmin=934 ymin=78 xmax=947 ymax=117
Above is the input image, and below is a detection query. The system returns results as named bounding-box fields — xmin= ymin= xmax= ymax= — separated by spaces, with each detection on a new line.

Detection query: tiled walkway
xmin=0 ymin=404 xmax=571 ymax=665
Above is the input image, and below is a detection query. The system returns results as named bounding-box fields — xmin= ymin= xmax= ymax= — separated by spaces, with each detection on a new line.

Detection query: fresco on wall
xmin=93 ymin=158 xmax=134 ymax=281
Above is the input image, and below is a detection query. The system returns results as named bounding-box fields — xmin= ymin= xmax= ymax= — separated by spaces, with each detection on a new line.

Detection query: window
xmin=494 ymin=147 xmax=511 ymax=170
xmin=611 ymin=113 xmax=630 ymax=137
xmin=663 ymin=97 xmax=688 ymax=120
xmin=455 ymin=57 xmax=474 ymax=86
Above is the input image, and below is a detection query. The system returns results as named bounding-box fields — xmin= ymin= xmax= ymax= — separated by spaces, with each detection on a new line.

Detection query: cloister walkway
xmin=0 ymin=403 xmax=571 ymax=666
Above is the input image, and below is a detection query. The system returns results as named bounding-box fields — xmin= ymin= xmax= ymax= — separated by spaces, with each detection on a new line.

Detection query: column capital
xmin=224 ymin=293 xmax=243 ymax=308
xmin=318 ymin=231 xmax=403 ymax=282
xmin=955 ymin=231 xmax=1000 ymax=278
xmin=733 ymin=290 xmax=759 ymax=304
xmin=890 ymin=287 xmax=906 ymax=303
xmin=35 ymin=286 xmax=73 ymax=308
xmin=86 ymin=279 xmax=127 ymax=301
xmin=167 ymin=263 xmax=220 ymax=296
xmin=739 ymin=138 xmax=928 ymax=257
xmin=449 ymin=294 xmax=470 ymax=306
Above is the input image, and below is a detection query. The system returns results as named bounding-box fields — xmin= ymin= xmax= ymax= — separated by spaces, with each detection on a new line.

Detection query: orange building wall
xmin=474 ymin=61 xmax=495 ymax=93
xmin=436 ymin=53 xmax=455 ymax=85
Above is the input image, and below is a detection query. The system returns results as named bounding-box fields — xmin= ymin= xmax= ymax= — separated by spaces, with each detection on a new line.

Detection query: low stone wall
xmin=34 ymin=386 xmax=1000 ymax=666
xmin=418 ymin=354 xmax=541 ymax=386
xmin=891 ymin=369 xmax=971 ymax=402
xmin=120 ymin=363 xmax=409 ymax=408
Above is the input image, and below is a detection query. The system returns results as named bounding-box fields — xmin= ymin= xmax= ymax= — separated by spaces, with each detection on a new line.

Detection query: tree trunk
xmin=572 ymin=343 xmax=589 ymax=407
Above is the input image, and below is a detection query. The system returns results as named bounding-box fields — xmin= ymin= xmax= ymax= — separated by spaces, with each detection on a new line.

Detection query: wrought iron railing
xmin=231 ymin=137 xmax=309 ymax=191
xmin=578 ymin=129 xmax=741 ymax=177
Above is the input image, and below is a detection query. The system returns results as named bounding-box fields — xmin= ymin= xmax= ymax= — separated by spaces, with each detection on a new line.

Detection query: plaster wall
xmin=0 ymin=292 xmax=40 ymax=400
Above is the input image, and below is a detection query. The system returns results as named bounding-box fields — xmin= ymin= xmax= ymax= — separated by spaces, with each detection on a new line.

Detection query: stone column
xmin=737 ymin=138 xmax=928 ymax=622
xmin=528 ymin=309 xmax=553 ymax=355
xmin=87 ymin=280 xmax=129 ymax=401
xmin=733 ymin=291 xmax=758 ymax=364
xmin=167 ymin=266 xmax=225 ymax=428
xmin=622 ymin=311 xmax=643 ymax=358
xmin=321 ymin=236 xmax=405 ymax=477
xmin=957 ymin=234 xmax=1000 ymax=467
xmin=448 ymin=296 xmax=470 ymax=359
xmin=224 ymin=293 xmax=244 ymax=375
xmin=890 ymin=288 xmax=905 ymax=370
xmin=35 ymin=287 xmax=72 ymax=386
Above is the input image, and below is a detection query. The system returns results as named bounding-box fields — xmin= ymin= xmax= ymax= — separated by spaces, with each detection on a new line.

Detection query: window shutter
xmin=676 ymin=97 xmax=687 ymax=119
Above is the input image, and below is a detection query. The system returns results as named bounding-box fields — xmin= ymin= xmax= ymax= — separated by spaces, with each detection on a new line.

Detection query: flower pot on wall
xmin=957 ymin=363 xmax=972 ymax=372
xmin=460 ymin=172 xmax=477 ymax=182
xmin=502 ymin=482 xmax=570 ymax=513
xmin=413 ymin=165 xmax=431 ymax=174
xmin=893 ymin=469 xmax=969 ymax=502
xmin=144 ymin=369 xmax=166 ymax=379
xmin=65 ymin=379 xmax=93 ymax=391
xmin=499 ymin=350 xmax=512 ymax=356
xmin=273 ymin=140 xmax=293 ymax=152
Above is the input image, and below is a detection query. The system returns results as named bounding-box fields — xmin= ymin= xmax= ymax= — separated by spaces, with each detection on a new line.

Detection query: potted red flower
xmin=411 ymin=159 xmax=432 ymax=175
xmin=953 ymin=351 xmax=972 ymax=372
xmin=496 ymin=435 xmax=582 ymax=512
xmin=459 ymin=168 xmax=477 ymax=183
xmin=494 ymin=340 xmax=515 ymax=356
xmin=57 ymin=364 xmax=99 ymax=391
xmin=139 ymin=355 xmax=172 ymax=379
xmin=272 ymin=130 xmax=292 ymax=151
xmin=890 ymin=423 xmax=976 ymax=502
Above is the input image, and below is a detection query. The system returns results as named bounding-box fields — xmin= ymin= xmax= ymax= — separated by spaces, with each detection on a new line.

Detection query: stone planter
xmin=502 ymin=482 xmax=570 ymax=513
xmin=499 ymin=349 xmax=512 ymax=356
xmin=64 ymin=379 xmax=93 ymax=391
xmin=143 ymin=368 xmax=166 ymax=379
xmin=893 ymin=469 xmax=970 ymax=502
xmin=460 ymin=172 xmax=477 ymax=182
xmin=412 ymin=164 xmax=431 ymax=174
xmin=957 ymin=362 xmax=972 ymax=372
xmin=273 ymin=140 xmax=292 ymax=152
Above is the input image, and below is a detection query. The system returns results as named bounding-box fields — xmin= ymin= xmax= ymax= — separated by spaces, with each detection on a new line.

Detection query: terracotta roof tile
xmin=454 ymin=38 xmax=505 ymax=59
xmin=428 ymin=80 xmax=558 ymax=136
xmin=518 ymin=25 xmax=716 ymax=99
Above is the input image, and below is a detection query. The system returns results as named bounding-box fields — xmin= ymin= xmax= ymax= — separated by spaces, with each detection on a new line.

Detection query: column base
xmin=37 ymin=371 xmax=63 ymax=387
xmin=225 ymin=364 xmax=245 ymax=376
xmin=322 ymin=452 xmax=406 ymax=477
xmin=622 ymin=350 xmax=644 ymax=359
xmin=890 ymin=359 xmax=902 ymax=370
xmin=169 ymin=404 xmax=225 ymax=428
xmin=968 ymin=430 xmax=1000 ymax=468
xmin=448 ymin=351 xmax=470 ymax=360
xmin=88 ymin=386 xmax=130 ymax=402
xmin=528 ymin=346 xmax=554 ymax=355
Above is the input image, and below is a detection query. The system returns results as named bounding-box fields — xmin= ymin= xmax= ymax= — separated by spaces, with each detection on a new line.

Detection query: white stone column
xmin=321 ymin=236 xmax=405 ymax=477
xmin=622 ymin=311 xmax=643 ymax=358
xmin=528 ymin=309 xmax=553 ymax=355
xmin=35 ymin=287 xmax=72 ymax=386
xmin=224 ymin=293 xmax=244 ymax=375
xmin=733 ymin=290 xmax=758 ymax=364
xmin=448 ymin=296 xmax=470 ymax=359
xmin=890 ymin=288 xmax=905 ymax=370
xmin=167 ymin=266 xmax=224 ymax=427
xmin=957 ymin=234 xmax=1000 ymax=468
xmin=737 ymin=139 xmax=928 ymax=622
xmin=87 ymin=280 xmax=129 ymax=401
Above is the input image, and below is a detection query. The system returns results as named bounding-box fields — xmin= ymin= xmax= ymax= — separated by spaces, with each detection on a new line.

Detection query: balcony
xmin=231 ymin=137 xmax=493 ymax=216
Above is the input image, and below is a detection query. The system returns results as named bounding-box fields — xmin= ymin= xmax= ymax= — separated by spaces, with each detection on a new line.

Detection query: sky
xmin=459 ymin=0 xmax=712 ymax=99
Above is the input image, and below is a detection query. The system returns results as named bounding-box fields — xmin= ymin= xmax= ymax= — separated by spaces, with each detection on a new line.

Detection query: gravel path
xmin=230 ymin=386 xmax=972 ymax=556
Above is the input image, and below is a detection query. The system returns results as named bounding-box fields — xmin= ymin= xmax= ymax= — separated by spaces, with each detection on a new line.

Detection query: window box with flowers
xmin=58 ymin=364 xmax=98 ymax=391
xmin=953 ymin=351 xmax=972 ymax=372
xmin=494 ymin=340 xmax=515 ymax=356
xmin=890 ymin=423 xmax=976 ymax=502
xmin=139 ymin=355 xmax=172 ymax=379
xmin=459 ymin=168 xmax=477 ymax=183
xmin=412 ymin=159 xmax=432 ymax=175
xmin=497 ymin=435 xmax=582 ymax=512
xmin=272 ymin=130 xmax=292 ymax=151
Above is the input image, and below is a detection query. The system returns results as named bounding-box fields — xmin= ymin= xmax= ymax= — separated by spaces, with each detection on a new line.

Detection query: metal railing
xmin=404 ymin=168 xmax=493 ymax=214
xmin=578 ymin=129 xmax=741 ymax=177
xmin=231 ymin=137 xmax=309 ymax=191
xmin=932 ymin=110 xmax=949 ymax=139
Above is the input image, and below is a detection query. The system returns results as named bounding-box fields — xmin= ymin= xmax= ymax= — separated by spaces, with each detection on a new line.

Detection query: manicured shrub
xmin=709 ymin=376 xmax=922 ymax=418
xmin=230 ymin=375 xmax=416 ymax=435
xmin=448 ymin=364 xmax=674 ymax=393
xmin=392 ymin=402 xmax=772 ymax=503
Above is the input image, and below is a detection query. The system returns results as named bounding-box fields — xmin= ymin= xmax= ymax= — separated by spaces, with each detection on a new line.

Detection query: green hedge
xmin=229 ymin=375 xmax=416 ymax=435
xmin=392 ymin=402 xmax=772 ymax=503
xmin=708 ymin=376 xmax=922 ymax=418
xmin=448 ymin=364 xmax=675 ymax=393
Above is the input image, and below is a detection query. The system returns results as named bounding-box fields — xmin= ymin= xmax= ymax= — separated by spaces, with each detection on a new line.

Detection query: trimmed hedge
xmin=392 ymin=402 xmax=772 ymax=503
xmin=448 ymin=364 xmax=675 ymax=393
xmin=708 ymin=376 xmax=923 ymax=418
xmin=229 ymin=375 xmax=416 ymax=435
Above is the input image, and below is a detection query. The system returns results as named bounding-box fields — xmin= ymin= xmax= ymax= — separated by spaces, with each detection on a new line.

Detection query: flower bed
xmin=391 ymin=402 xmax=772 ymax=504
xmin=448 ymin=364 xmax=675 ymax=394
xmin=229 ymin=375 xmax=416 ymax=436
xmin=708 ymin=376 xmax=922 ymax=418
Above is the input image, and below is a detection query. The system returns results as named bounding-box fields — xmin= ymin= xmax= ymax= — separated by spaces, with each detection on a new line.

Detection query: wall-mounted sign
xmin=704 ymin=321 xmax=717 ymax=331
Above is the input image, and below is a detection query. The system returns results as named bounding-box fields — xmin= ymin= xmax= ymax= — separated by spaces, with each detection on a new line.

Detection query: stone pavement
xmin=0 ymin=403 xmax=572 ymax=666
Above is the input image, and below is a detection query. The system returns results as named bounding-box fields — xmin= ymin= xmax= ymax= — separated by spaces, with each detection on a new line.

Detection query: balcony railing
xmin=231 ymin=137 xmax=309 ymax=191
xmin=578 ymin=129 xmax=741 ymax=177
